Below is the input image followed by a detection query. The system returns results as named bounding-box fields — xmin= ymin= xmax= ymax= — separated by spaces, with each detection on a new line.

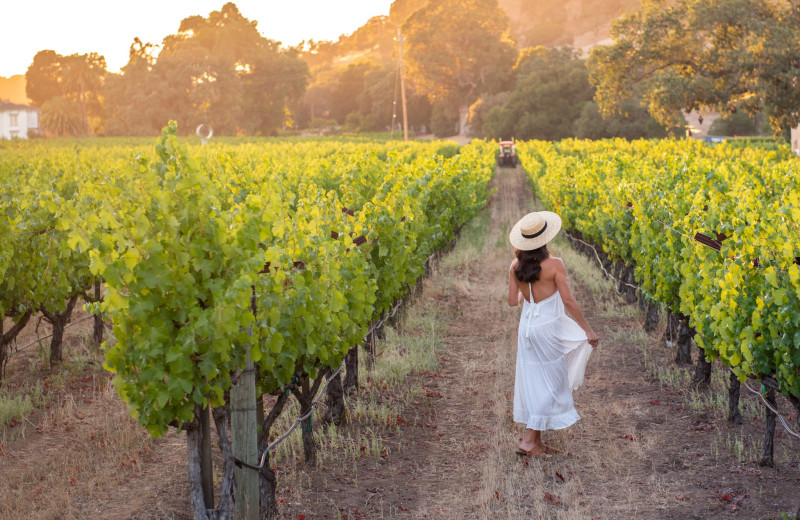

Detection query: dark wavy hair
xmin=514 ymin=246 xmax=551 ymax=283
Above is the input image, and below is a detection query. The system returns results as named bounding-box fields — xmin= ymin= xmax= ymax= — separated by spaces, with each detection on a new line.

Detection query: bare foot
xmin=543 ymin=443 xmax=561 ymax=454
xmin=516 ymin=443 xmax=551 ymax=459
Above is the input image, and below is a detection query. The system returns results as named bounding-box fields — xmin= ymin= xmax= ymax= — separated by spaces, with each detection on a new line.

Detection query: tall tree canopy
xmin=404 ymin=0 xmax=517 ymax=134
xmin=105 ymin=2 xmax=308 ymax=136
xmin=471 ymin=46 xmax=668 ymax=140
xmin=26 ymin=50 xmax=107 ymax=135
xmin=588 ymin=0 xmax=800 ymax=135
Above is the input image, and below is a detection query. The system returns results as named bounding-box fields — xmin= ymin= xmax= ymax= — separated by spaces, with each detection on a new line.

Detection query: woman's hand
xmin=586 ymin=329 xmax=599 ymax=348
xmin=509 ymin=257 xmax=519 ymax=273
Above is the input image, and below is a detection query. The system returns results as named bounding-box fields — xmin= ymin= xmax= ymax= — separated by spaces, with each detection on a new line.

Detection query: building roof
xmin=0 ymin=100 xmax=38 ymax=112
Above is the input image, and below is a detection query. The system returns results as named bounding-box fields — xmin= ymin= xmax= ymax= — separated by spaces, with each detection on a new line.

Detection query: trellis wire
xmin=234 ymin=362 xmax=345 ymax=472
xmin=740 ymin=375 xmax=800 ymax=440
xmin=10 ymin=315 xmax=96 ymax=357
xmin=234 ymin=298 xmax=403 ymax=472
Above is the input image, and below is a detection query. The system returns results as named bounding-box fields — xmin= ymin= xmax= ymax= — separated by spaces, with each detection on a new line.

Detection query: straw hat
xmin=509 ymin=211 xmax=561 ymax=250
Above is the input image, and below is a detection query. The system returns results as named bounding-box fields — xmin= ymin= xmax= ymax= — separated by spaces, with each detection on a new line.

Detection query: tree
xmin=481 ymin=47 xmax=595 ymax=140
xmin=61 ymin=53 xmax=106 ymax=135
xmin=328 ymin=62 xmax=379 ymax=124
xmin=25 ymin=50 xmax=106 ymax=135
xmin=574 ymin=99 xmax=670 ymax=139
xmin=104 ymin=2 xmax=308 ymax=136
xmin=25 ymin=50 xmax=62 ymax=107
xmin=104 ymin=38 xmax=168 ymax=136
xmin=404 ymin=0 xmax=517 ymax=135
xmin=588 ymin=0 xmax=800 ymax=136
xmin=39 ymin=96 xmax=83 ymax=136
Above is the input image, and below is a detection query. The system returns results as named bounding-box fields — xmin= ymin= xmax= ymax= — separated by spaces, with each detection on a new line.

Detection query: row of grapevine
xmin=1 ymin=125 xmax=495 ymax=517
xmin=517 ymin=138 xmax=800 ymax=462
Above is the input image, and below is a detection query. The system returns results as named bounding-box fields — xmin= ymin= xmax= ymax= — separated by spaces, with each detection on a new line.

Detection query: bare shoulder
xmin=543 ymin=256 xmax=566 ymax=271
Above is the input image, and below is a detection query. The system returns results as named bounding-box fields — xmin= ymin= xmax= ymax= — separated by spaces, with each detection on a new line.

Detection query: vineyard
xmin=2 ymin=132 xmax=800 ymax=519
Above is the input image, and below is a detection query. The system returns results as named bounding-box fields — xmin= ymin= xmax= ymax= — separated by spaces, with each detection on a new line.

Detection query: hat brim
xmin=509 ymin=211 xmax=562 ymax=250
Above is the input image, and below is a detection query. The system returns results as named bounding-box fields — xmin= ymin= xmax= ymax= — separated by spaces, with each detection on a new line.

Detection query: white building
xmin=791 ymin=125 xmax=800 ymax=156
xmin=0 ymin=101 xmax=40 ymax=139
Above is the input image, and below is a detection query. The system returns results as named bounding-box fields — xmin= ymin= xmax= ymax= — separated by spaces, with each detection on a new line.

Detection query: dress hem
xmin=513 ymin=409 xmax=580 ymax=431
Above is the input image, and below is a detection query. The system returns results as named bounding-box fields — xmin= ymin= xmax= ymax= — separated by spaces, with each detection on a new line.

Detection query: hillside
xmin=0 ymin=75 xmax=29 ymax=105
xmin=301 ymin=0 xmax=641 ymax=73
xmin=502 ymin=0 xmax=640 ymax=50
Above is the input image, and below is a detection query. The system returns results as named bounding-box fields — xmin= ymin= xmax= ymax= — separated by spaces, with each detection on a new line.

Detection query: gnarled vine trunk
xmin=41 ymin=294 xmax=79 ymax=366
xmin=692 ymin=344 xmax=712 ymax=389
xmin=759 ymin=386 xmax=777 ymax=467
xmin=257 ymin=392 xmax=289 ymax=518
xmin=92 ymin=279 xmax=104 ymax=345
xmin=0 ymin=311 xmax=32 ymax=382
xmin=643 ymin=301 xmax=660 ymax=333
xmin=343 ymin=345 xmax=359 ymax=395
xmin=291 ymin=372 xmax=328 ymax=466
xmin=663 ymin=312 xmax=693 ymax=364
xmin=324 ymin=369 xmax=346 ymax=426
xmin=186 ymin=403 xmax=235 ymax=520
xmin=728 ymin=371 xmax=743 ymax=424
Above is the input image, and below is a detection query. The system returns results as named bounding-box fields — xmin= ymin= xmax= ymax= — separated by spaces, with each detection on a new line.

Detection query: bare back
xmin=519 ymin=257 xmax=560 ymax=304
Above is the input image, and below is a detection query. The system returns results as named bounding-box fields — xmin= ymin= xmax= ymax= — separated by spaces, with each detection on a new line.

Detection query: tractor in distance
xmin=497 ymin=140 xmax=517 ymax=167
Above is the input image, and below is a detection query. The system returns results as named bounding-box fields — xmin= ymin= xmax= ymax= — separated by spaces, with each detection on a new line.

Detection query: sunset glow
xmin=0 ymin=0 xmax=394 ymax=77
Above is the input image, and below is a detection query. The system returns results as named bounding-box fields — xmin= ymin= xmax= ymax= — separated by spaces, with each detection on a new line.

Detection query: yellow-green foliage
xmin=1 ymin=128 xmax=495 ymax=435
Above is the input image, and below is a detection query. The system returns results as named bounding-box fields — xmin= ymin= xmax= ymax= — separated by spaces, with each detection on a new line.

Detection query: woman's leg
xmin=519 ymin=428 xmax=546 ymax=453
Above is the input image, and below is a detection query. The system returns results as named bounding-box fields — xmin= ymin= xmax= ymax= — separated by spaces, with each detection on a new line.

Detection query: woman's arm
xmin=553 ymin=258 xmax=599 ymax=347
xmin=508 ymin=258 xmax=521 ymax=307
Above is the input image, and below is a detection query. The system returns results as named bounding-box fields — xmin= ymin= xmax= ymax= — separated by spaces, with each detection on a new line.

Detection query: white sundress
xmin=513 ymin=284 xmax=593 ymax=431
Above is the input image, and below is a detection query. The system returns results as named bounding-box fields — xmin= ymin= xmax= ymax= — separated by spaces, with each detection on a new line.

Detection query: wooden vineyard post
xmin=199 ymin=404 xmax=214 ymax=508
xmin=231 ymin=295 xmax=259 ymax=520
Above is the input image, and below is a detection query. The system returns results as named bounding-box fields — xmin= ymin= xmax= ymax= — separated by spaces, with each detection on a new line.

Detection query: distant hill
xmin=300 ymin=0 xmax=641 ymax=73
xmin=0 ymin=75 xmax=29 ymax=105
xmin=501 ymin=0 xmax=640 ymax=51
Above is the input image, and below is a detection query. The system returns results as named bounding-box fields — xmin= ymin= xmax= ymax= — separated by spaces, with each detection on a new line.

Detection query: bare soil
xmin=1 ymin=165 xmax=799 ymax=519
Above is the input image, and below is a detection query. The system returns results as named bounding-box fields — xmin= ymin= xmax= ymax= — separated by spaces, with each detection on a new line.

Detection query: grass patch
xmin=0 ymin=390 xmax=34 ymax=429
xmin=441 ymin=211 xmax=491 ymax=270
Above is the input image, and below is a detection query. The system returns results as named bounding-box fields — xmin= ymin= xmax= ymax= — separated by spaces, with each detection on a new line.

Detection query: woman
xmin=507 ymin=211 xmax=599 ymax=458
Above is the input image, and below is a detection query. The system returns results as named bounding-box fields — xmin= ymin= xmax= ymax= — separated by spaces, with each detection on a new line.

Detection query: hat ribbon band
xmin=521 ymin=222 xmax=547 ymax=239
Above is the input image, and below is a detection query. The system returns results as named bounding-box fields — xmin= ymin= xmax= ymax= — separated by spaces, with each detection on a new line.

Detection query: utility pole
xmin=397 ymin=27 xmax=409 ymax=141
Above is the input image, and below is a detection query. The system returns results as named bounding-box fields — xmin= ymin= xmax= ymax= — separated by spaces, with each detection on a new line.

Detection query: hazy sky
xmin=0 ymin=0 xmax=395 ymax=77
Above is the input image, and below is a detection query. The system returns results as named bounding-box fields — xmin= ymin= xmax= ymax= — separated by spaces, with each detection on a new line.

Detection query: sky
xmin=0 ymin=0 xmax=395 ymax=77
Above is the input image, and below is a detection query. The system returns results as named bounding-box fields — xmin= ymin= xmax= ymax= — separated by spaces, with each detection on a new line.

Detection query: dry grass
xmin=0 ymin=349 xmax=164 ymax=520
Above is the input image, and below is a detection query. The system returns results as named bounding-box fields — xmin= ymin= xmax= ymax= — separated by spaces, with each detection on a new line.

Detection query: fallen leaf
xmin=543 ymin=492 xmax=561 ymax=505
